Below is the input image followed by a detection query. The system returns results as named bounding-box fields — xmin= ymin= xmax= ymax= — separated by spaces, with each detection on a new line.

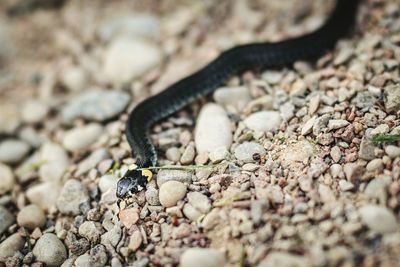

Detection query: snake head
xmin=116 ymin=169 xmax=151 ymax=199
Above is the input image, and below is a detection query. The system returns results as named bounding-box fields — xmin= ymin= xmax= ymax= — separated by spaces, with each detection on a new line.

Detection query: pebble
xmin=0 ymin=139 xmax=30 ymax=164
xmin=258 ymin=252 xmax=309 ymax=267
xmin=0 ymin=233 xmax=25 ymax=261
xmin=159 ymin=181 xmax=187 ymax=208
xmin=180 ymin=248 xmax=226 ymax=267
xmin=187 ymin=192 xmax=211 ymax=214
xmin=328 ymin=119 xmax=350 ymax=131
xmin=165 ymin=147 xmax=181 ymax=162
xmin=234 ymin=142 xmax=266 ymax=163
xmin=301 ymin=116 xmax=316 ymax=135
xmin=366 ymin=158 xmax=383 ymax=172
xmin=0 ymin=103 xmax=21 ymax=135
xmin=359 ymin=205 xmax=398 ymax=234
xmin=103 ymin=37 xmax=162 ymax=84
xmin=385 ymin=145 xmax=400 ymax=158
xmin=76 ymin=148 xmax=110 ymax=176
xmin=26 ymin=182 xmax=62 ymax=212
xmin=145 ymin=186 xmax=160 ymax=206
xmin=343 ymin=163 xmax=363 ymax=183
xmin=279 ymin=102 xmax=295 ymax=121
xmin=182 ymin=203 xmax=202 ymax=221
xmin=0 ymin=163 xmax=15 ymax=194
xmin=243 ymin=111 xmax=281 ymax=132
xmin=195 ymin=104 xmax=232 ymax=154
xmin=281 ymin=141 xmax=314 ymax=167
xmin=21 ymin=100 xmax=49 ymax=124
xmin=32 ymin=233 xmax=67 ymax=267
xmin=365 ymin=179 xmax=387 ymax=202
xmin=98 ymin=174 xmax=119 ymax=193
xmin=38 ymin=142 xmax=69 ymax=184
xmin=330 ymin=164 xmax=342 ymax=178
xmin=17 ymin=204 xmax=46 ymax=230
xmin=384 ymin=84 xmax=400 ymax=113
xmin=359 ymin=136 xmax=376 ymax=160
xmin=213 ymin=86 xmax=252 ymax=112
xmin=0 ymin=206 xmax=14 ymax=235
xmin=338 ymin=180 xmax=354 ymax=191
xmin=262 ymin=70 xmax=283 ymax=84
xmin=59 ymin=65 xmax=88 ymax=92
xmin=156 ymin=169 xmax=192 ymax=187
xmin=180 ymin=144 xmax=195 ymax=165
xmin=62 ymin=123 xmax=103 ymax=152
xmin=78 ymin=221 xmax=102 ymax=243
xmin=128 ymin=230 xmax=143 ymax=252
xmin=57 ymin=179 xmax=90 ymax=215
xmin=118 ymin=208 xmax=139 ymax=229
xmin=62 ymin=90 xmax=131 ymax=124
xmin=75 ymin=244 xmax=108 ymax=267
xmin=209 ymin=146 xmax=229 ymax=163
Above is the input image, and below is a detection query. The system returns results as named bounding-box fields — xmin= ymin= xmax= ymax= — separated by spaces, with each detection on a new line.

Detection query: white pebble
xmin=62 ymin=123 xmax=103 ymax=152
xmin=159 ymin=181 xmax=187 ymax=208
xmin=244 ymin=111 xmax=281 ymax=132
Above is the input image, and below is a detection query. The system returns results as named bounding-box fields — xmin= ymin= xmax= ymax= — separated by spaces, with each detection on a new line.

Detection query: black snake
xmin=117 ymin=0 xmax=359 ymax=199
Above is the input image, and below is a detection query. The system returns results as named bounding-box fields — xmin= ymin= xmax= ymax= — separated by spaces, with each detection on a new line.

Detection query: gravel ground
xmin=0 ymin=0 xmax=399 ymax=266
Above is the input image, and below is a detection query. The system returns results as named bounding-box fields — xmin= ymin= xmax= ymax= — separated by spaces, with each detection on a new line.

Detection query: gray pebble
xmin=187 ymin=192 xmax=211 ymax=214
xmin=62 ymin=123 xmax=103 ymax=152
xmin=165 ymin=147 xmax=181 ymax=162
xmin=243 ymin=111 xmax=281 ymax=133
xmin=328 ymin=119 xmax=350 ymax=131
xmin=213 ymin=86 xmax=251 ymax=112
xmin=0 ymin=233 xmax=25 ymax=261
xmin=17 ymin=204 xmax=46 ymax=230
xmin=33 ymin=233 xmax=67 ymax=267
xmin=0 ymin=163 xmax=15 ymax=195
xmin=384 ymin=84 xmax=400 ymax=113
xmin=76 ymin=148 xmax=110 ymax=176
xmin=62 ymin=90 xmax=131 ymax=124
xmin=0 ymin=205 xmax=14 ymax=235
xmin=0 ymin=139 xmax=30 ymax=164
xmin=157 ymin=169 xmax=192 ymax=187
xmin=234 ymin=142 xmax=266 ymax=163
xmin=21 ymin=100 xmax=49 ymax=124
xmin=39 ymin=142 xmax=69 ymax=184
xmin=57 ymin=179 xmax=90 ymax=215
xmin=180 ymin=248 xmax=226 ymax=267
xmin=145 ymin=186 xmax=160 ymax=206
xmin=98 ymin=174 xmax=119 ymax=193
xmin=78 ymin=221 xmax=103 ymax=243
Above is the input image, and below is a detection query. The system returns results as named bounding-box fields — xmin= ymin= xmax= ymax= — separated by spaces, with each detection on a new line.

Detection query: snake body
xmin=117 ymin=0 xmax=359 ymax=199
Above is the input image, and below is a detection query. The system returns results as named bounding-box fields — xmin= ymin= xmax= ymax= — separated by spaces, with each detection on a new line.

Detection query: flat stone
xmin=76 ymin=148 xmax=110 ymax=176
xmin=0 ymin=139 xmax=30 ymax=164
xmin=57 ymin=179 xmax=90 ymax=215
xmin=328 ymin=119 xmax=350 ymax=131
xmin=0 ymin=205 xmax=14 ymax=235
xmin=21 ymin=100 xmax=49 ymax=124
xmin=62 ymin=123 xmax=103 ymax=152
xmin=157 ymin=169 xmax=192 ymax=187
xmin=0 ymin=233 xmax=25 ymax=261
xmin=195 ymin=104 xmax=232 ymax=154
xmin=62 ymin=90 xmax=130 ymax=124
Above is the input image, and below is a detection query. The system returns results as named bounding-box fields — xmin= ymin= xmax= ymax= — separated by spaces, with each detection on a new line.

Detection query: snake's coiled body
xmin=117 ymin=0 xmax=359 ymax=199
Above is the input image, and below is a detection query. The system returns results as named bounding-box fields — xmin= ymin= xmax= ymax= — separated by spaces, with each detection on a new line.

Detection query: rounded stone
xmin=17 ymin=204 xmax=46 ymax=230
xmin=359 ymin=205 xmax=398 ymax=234
xmin=234 ymin=142 xmax=267 ymax=163
xmin=180 ymin=248 xmax=226 ymax=267
xmin=21 ymin=100 xmax=49 ymax=124
xmin=32 ymin=233 xmax=67 ymax=267
xmin=57 ymin=179 xmax=90 ymax=215
xmin=0 ymin=139 xmax=30 ymax=164
xmin=243 ymin=111 xmax=281 ymax=132
xmin=159 ymin=181 xmax=187 ymax=208
xmin=0 ymin=163 xmax=15 ymax=195
xmin=0 ymin=233 xmax=25 ymax=261
xmin=62 ymin=123 xmax=103 ymax=152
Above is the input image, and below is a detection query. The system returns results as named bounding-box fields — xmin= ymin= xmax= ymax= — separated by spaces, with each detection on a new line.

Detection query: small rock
xmin=343 ymin=163 xmax=363 ymax=183
xmin=213 ymin=86 xmax=251 ymax=112
xmin=384 ymin=84 xmax=400 ymax=113
xmin=21 ymin=100 xmax=49 ymax=124
xmin=17 ymin=204 xmax=46 ymax=230
xmin=128 ymin=230 xmax=142 ymax=252
xmin=159 ymin=181 xmax=187 ymax=208
xmin=187 ymin=192 xmax=211 ymax=214
xmin=118 ymin=208 xmax=139 ymax=228
xmin=330 ymin=146 xmax=342 ymax=163
xmin=180 ymin=144 xmax=195 ymax=165
xmin=57 ymin=179 xmax=90 ymax=215
xmin=385 ymin=145 xmax=400 ymax=158
xmin=78 ymin=221 xmax=102 ymax=243
xmin=195 ymin=104 xmax=232 ymax=154
xmin=330 ymin=164 xmax=342 ymax=178
xmin=234 ymin=142 xmax=266 ymax=163
xmin=32 ymin=233 xmax=67 ymax=267
xmin=0 ymin=163 xmax=15 ymax=195
xmin=366 ymin=158 xmax=383 ymax=172
xmin=359 ymin=205 xmax=398 ymax=234
xmin=62 ymin=123 xmax=103 ymax=152
xmin=0 ymin=139 xmax=30 ymax=164
xmin=328 ymin=119 xmax=350 ymax=131
xmin=338 ymin=180 xmax=354 ymax=191
xmin=279 ymin=102 xmax=295 ymax=121
xmin=243 ymin=111 xmax=281 ymax=132
xmin=62 ymin=91 xmax=130 ymax=124
xmin=38 ymin=142 xmax=69 ymax=184
xmin=98 ymin=174 xmax=119 ymax=193
xmin=209 ymin=146 xmax=229 ymax=163
xmin=156 ymin=169 xmax=192 ymax=187
xmin=26 ymin=182 xmax=61 ymax=212
xmin=0 ymin=103 xmax=21 ymax=135
xmin=145 ymin=187 xmax=160 ymax=206
xmin=76 ymin=148 xmax=110 ymax=176
xmin=0 ymin=233 xmax=25 ymax=261
xmin=359 ymin=136 xmax=376 ymax=160
xmin=103 ymin=37 xmax=162 ymax=84
xmin=183 ymin=203 xmax=203 ymax=221
xmin=281 ymin=141 xmax=314 ymax=167
xmin=180 ymin=248 xmax=226 ymax=267
xmin=301 ymin=116 xmax=316 ymax=135
xmin=0 ymin=206 xmax=14 ymax=235
xmin=258 ymin=252 xmax=310 ymax=267
xmin=59 ymin=66 xmax=88 ymax=92
xmin=75 ymin=244 xmax=108 ymax=267
xmin=262 ymin=70 xmax=283 ymax=84
xmin=365 ymin=179 xmax=387 ymax=202
xmin=165 ymin=147 xmax=181 ymax=162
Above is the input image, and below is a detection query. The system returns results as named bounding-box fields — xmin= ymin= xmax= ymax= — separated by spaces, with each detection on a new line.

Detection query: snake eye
xmin=116 ymin=170 xmax=148 ymax=199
